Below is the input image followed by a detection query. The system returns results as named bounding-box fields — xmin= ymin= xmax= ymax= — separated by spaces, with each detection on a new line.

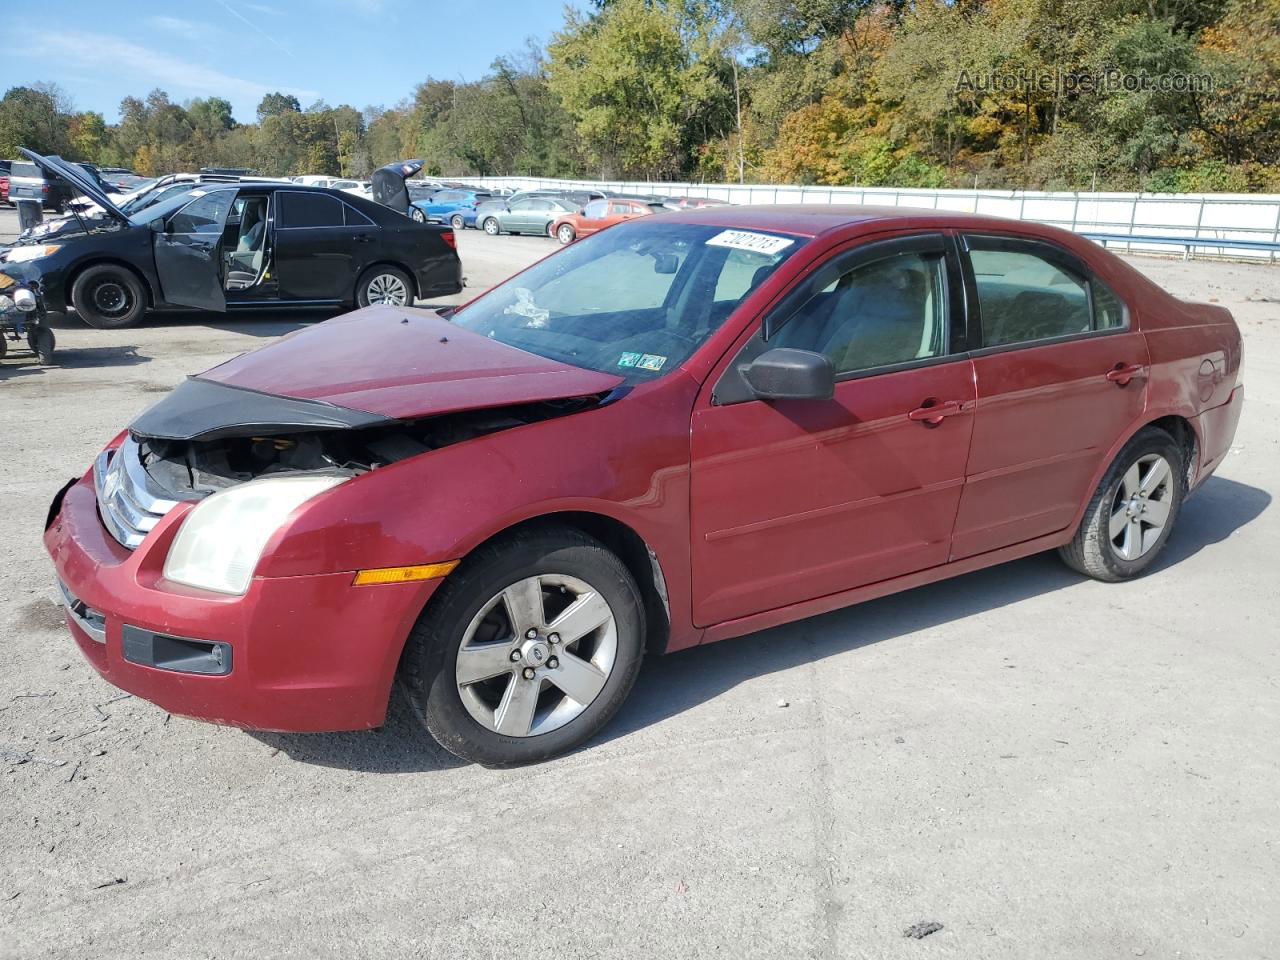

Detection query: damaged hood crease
xmin=130 ymin=307 xmax=626 ymax=442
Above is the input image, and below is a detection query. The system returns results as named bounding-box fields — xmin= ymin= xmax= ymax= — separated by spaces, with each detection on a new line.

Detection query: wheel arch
xmin=431 ymin=510 xmax=673 ymax=657
xmin=66 ymin=257 xmax=157 ymax=309
xmin=355 ymin=260 xmax=422 ymax=300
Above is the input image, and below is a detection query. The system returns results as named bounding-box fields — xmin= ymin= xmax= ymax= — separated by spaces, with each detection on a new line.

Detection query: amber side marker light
xmin=353 ymin=561 xmax=459 ymax=586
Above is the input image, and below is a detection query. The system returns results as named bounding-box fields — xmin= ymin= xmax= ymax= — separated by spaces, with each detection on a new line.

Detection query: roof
xmin=669 ymin=203 xmax=1037 ymax=238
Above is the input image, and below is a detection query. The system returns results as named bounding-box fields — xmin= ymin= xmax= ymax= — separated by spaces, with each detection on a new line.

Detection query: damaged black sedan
xmin=0 ymin=150 xmax=462 ymax=329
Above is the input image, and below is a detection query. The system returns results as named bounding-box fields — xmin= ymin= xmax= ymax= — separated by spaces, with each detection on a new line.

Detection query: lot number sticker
xmin=706 ymin=230 xmax=795 ymax=256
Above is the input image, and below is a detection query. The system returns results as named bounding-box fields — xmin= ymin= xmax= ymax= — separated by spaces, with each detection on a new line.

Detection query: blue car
xmin=409 ymin=189 xmax=493 ymax=229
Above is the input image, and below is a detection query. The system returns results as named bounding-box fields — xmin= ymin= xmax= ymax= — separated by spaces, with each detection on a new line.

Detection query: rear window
xmin=278 ymin=191 xmax=345 ymax=228
xmin=11 ymin=162 xmax=40 ymax=179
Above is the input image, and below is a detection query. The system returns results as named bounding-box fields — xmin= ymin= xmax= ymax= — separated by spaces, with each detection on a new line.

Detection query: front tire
xmin=1058 ymin=427 xmax=1186 ymax=581
xmin=71 ymin=265 xmax=146 ymax=329
xmin=556 ymin=223 xmax=576 ymax=245
xmin=356 ymin=266 xmax=415 ymax=308
xmin=410 ymin=207 xmax=426 ymax=223
xmin=402 ymin=529 xmax=646 ymax=766
xmin=28 ymin=326 xmax=55 ymax=364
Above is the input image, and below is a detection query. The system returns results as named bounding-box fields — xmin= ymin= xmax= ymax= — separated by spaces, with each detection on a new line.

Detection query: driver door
xmin=152 ymin=188 xmax=238 ymax=312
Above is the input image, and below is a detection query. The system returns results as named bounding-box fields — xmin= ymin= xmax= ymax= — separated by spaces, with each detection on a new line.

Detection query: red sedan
xmin=45 ymin=206 xmax=1243 ymax=765
xmin=0 ymin=175 xmax=9 ymax=205
xmin=549 ymin=197 xmax=660 ymax=244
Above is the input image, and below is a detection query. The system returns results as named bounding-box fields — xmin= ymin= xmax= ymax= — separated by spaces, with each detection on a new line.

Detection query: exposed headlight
xmin=4 ymin=244 xmax=61 ymax=263
xmin=13 ymin=288 xmax=36 ymax=312
xmin=0 ymin=295 xmax=12 ymax=313
xmin=163 ymin=475 xmax=347 ymax=595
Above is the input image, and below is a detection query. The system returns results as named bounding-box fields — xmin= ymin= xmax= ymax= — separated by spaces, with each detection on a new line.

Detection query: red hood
xmin=200 ymin=305 xmax=625 ymax=420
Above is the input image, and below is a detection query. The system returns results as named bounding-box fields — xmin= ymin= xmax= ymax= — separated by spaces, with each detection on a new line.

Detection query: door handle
xmin=1105 ymin=363 xmax=1144 ymax=386
xmin=908 ymin=399 xmax=963 ymax=426
xmin=354 ymin=234 xmax=374 ymax=243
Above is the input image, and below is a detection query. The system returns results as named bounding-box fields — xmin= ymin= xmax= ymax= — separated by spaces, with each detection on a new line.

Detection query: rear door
xmin=273 ymin=190 xmax=364 ymax=302
xmin=153 ymin=188 xmax=238 ymax=312
xmin=950 ymin=234 xmax=1149 ymax=559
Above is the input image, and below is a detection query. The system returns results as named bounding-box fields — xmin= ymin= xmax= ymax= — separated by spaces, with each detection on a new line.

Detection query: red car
xmin=45 ymin=206 xmax=1243 ymax=765
xmin=550 ymin=197 xmax=660 ymax=244
xmin=0 ymin=175 xmax=9 ymax=205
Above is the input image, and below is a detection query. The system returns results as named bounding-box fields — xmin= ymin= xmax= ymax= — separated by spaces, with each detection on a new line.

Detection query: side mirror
xmin=741 ymin=348 xmax=834 ymax=401
xmin=149 ymin=218 xmax=164 ymax=234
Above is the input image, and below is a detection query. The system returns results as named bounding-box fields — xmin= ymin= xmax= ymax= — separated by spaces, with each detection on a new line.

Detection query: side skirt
xmin=697 ymin=527 xmax=1074 ymax=646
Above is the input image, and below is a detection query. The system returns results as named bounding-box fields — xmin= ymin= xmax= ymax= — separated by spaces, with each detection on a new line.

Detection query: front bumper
xmin=44 ymin=470 xmax=440 ymax=732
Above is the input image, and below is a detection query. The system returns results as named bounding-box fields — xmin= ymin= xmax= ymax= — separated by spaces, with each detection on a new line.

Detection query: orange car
xmin=550 ymin=198 xmax=661 ymax=244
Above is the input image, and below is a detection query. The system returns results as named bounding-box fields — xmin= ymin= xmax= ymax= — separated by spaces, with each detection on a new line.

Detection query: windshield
xmin=451 ymin=220 xmax=804 ymax=384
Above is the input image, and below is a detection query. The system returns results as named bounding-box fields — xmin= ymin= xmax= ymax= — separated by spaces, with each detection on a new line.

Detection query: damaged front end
xmin=99 ymin=376 xmax=609 ymax=550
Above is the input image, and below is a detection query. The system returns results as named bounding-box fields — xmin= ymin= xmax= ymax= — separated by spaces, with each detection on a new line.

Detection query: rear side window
xmin=771 ymin=250 xmax=949 ymax=375
xmin=278 ymin=191 xmax=344 ymax=228
xmin=969 ymin=248 xmax=1091 ymax=346
xmin=1092 ymin=278 xmax=1127 ymax=329
xmin=343 ymin=203 xmax=374 ymax=226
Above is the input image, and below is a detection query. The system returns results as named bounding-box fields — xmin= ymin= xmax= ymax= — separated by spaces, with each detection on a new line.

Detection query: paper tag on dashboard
xmin=706 ymin=230 xmax=795 ymax=256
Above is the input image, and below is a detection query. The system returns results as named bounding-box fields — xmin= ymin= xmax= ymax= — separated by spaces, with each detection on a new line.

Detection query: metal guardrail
xmin=473 ymin=176 xmax=1280 ymax=262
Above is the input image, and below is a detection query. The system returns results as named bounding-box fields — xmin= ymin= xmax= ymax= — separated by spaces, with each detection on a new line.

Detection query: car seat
xmin=225 ymin=200 xmax=267 ymax=290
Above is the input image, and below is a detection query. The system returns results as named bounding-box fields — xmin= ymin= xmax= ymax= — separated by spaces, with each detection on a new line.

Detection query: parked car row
xmin=0 ymin=150 xmax=463 ymax=330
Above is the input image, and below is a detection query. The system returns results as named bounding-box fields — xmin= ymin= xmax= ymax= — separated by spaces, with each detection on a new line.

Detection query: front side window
xmin=969 ymin=247 xmax=1092 ymax=346
xmin=583 ymin=200 xmax=608 ymax=219
xmin=168 ymin=190 xmax=236 ymax=234
xmin=771 ymin=250 xmax=949 ymax=375
xmin=451 ymin=221 xmax=804 ymax=384
xmin=278 ymin=191 xmax=344 ymax=228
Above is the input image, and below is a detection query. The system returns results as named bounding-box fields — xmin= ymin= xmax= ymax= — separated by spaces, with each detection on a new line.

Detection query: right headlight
xmin=163 ymin=475 xmax=347 ymax=595
xmin=13 ymin=288 xmax=36 ymax=312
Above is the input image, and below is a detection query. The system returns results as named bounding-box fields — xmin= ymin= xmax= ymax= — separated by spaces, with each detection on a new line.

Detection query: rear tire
xmin=450 ymin=213 xmax=465 ymax=230
xmin=71 ymin=265 xmax=146 ymax=329
xmin=402 ymin=528 xmax=646 ymax=766
xmin=355 ymin=266 xmax=415 ymax=308
xmin=1058 ymin=427 xmax=1186 ymax=581
xmin=482 ymin=217 xmax=500 ymax=235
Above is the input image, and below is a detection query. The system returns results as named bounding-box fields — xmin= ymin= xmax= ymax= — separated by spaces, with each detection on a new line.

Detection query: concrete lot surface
xmin=1 ymin=205 xmax=1278 ymax=959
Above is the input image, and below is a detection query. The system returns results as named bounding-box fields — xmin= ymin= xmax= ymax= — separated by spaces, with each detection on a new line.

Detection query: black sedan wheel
xmin=402 ymin=528 xmax=646 ymax=766
xmin=71 ymin=265 xmax=146 ymax=329
xmin=410 ymin=207 xmax=426 ymax=223
xmin=356 ymin=266 xmax=415 ymax=308
xmin=483 ymin=217 xmax=500 ymax=236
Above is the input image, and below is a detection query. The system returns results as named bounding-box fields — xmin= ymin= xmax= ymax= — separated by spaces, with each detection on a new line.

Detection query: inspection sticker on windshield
xmin=706 ymin=230 xmax=794 ymax=256
xmin=638 ymin=354 xmax=667 ymax=371
xmin=617 ymin=352 xmax=642 ymax=368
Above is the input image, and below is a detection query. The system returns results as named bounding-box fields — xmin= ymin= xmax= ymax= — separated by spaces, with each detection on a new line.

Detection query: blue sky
xmin=1 ymin=0 xmax=583 ymax=123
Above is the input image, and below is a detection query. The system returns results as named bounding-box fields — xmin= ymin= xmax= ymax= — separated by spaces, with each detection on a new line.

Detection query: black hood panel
xmin=129 ymin=377 xmax=394 ymax=442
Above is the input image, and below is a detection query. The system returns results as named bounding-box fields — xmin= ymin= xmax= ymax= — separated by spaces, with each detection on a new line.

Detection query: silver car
xmin=479 ymin=196 xmax=579 ymax=237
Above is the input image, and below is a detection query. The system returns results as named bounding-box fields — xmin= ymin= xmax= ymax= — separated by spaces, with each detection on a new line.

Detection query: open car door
xmin=152 ymin=187 xmax=238 ymax=312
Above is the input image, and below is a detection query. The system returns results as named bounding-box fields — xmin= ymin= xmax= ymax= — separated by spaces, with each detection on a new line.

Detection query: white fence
xmin=472 ymin=176 xmax=1280 ymax=261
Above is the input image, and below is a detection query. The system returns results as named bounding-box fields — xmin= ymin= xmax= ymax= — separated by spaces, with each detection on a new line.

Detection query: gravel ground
xmin=1 ymin=205 xmax=1278 ymax=959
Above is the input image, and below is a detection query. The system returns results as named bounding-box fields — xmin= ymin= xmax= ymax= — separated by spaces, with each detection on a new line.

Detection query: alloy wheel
xmin=483 ymin=218 xmax=499 ymax=235
xmin=1109 ymin=453 xmax=1173 ymax=560
xmin=365 ymin=273 xmax=408 ymax=306
xmin=557 ymin=225 xmax=574 ymax=244
xmin=410 ymin=208 xmax=426 ymax=223
xmin=451 ymin=214 xmax=465 ymax=229
xmin=454 ymin=574 xmax=618 ymax=738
